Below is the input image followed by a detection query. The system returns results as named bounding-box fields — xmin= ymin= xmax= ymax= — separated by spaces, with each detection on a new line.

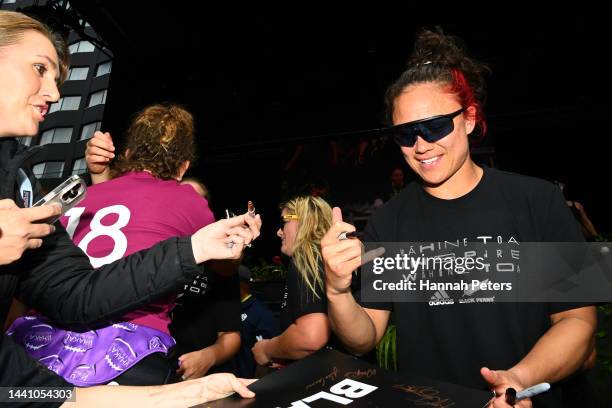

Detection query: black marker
xmin=505 ymin=383 xmax=550 ymax=405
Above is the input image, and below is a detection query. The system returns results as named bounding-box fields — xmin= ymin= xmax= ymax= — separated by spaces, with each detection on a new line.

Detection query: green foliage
xmin=597 ymin=304 xmax=612 ymax=375
xmin=376 ymin=324 xmax=397 ymax=371
xmin=250 ymin=258 xmax=288 ymax=281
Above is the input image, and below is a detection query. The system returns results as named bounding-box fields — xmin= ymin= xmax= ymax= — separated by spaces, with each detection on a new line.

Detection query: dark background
xmin=66 ymin=2 xmax=612 ymax=256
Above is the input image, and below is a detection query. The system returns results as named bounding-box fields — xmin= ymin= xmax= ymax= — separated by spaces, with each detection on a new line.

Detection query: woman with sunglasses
xmin=321 ymin=29 xmax=596 ymax=408
xmin=251 ymin=196 xmax=332 ymax=367
xmin=0 ymin=10 xmax=259 ymax=406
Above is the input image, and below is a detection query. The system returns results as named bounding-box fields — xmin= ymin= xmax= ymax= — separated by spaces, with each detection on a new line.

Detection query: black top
xmin=233 ymin=295 xmax=280 ymax=377
xmin=169 ymin=269 xmax=241 ymax=355
xmin=359 ymin=166 xmax=586 ymax=408
xmin=279 ymin=259 xmax=327 ymax=332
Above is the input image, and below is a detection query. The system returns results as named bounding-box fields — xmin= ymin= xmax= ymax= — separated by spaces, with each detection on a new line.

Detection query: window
xmin=80 ymin=122 xmax=102 ymax=140
xmin=40 ymin=128 xmax=73 ymax=145
xmin=18 ymin=137 xmax=33 ymax=147
xmin=68 ymin=41 xmax=95 ymax=54
xmin=72 ymin=158 xmax=87 ymax=175
xmin=48 ymin=96 xmax=81 ymax=113
xmin=32 ymin=161 xmax=65 ymax=179
xmin=67 ymin=66 xmax=89 ymax=81
xmin=87 ymin=90 xmax=107 ymax=107
xmin=96 ymin=61 xmax=112 ymax=77
xmin=3 ymin=0 xmax=17 ymax=4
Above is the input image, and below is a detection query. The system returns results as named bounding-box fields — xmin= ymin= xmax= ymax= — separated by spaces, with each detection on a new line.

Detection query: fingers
xmin=231 ymin=377 xmax=255 ymax=398
xmin=361 ymin=247 xmax=386 ymax=267
xmin=225 ymin=213 xmax=262 ymax=242
xmin=25 ymin=238 xmax=43 ymax=250
xmin=239 ymin=378 xmax=257 ymax=387
xmin=226 ymin=226 xmax=254 ymax=245
xmin=86 ymin=144 xmax=115 ymax=162
xmin=321 ymin=221 xmax=356 ymax=247
xmin=27 ymin=222 xmax=56 ymax=239
xmin=481 ymin=367 xmax=499 ymax=387
xmin=86 ymin=132 xmax=115 ymax=163
xmin=92 ymin=131 xmax=115 ymax=151
xmin=0 ymin=199 xmax=18 ymax=210
xmin=242 ymin=213 xmax=262 ymax=241
xmin=22 ymin=204 xmax=61 ymax=223
xmin=332 ymin=206 xmax=343 ymax=224
xmin=323 ymin=237 xmax=362 ymax=268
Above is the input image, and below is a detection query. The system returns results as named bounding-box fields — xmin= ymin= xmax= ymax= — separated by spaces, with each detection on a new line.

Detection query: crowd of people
xmin=0 ymin=9 xmax=603 ymax=408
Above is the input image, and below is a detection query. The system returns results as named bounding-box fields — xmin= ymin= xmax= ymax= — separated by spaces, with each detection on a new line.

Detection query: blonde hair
xmin=112 ymin=104 xmax=196 ymax=180
xmin=0 ymin=10 xmax=69 ymax=84
xmin=282 ymin=196 xmax=333 ymax=298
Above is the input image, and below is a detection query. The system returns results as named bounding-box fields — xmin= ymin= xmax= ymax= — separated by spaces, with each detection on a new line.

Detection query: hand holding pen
xmin=190 ymin=209 xmax=261 ymax=263
xmin=505 ymin=383 xmax=550 ymax=406
xmin=226 ymin=201 xmax=258 ymax=249
xmin=321 ymin=207 xmax=385 ymax=297
xmin=481 ymin=367 xmax=548 ymax=407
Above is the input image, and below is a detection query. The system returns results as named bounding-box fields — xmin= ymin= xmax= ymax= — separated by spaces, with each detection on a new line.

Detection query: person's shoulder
xmin=159 ymin=180 xmax=212 ymax=212
xmin=486 ymin=167 xmax=556 ymax=196
xmin=287 ymin=258 xmax=301 ymax=279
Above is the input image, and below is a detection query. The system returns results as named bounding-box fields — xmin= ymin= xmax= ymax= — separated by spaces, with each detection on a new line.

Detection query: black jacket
xmin=0 ymin=138 xmax=202 ymax=402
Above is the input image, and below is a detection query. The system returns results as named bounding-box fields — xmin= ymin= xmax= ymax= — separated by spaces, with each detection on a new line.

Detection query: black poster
xmin=200 ymin=348 xmax=493 ymax=408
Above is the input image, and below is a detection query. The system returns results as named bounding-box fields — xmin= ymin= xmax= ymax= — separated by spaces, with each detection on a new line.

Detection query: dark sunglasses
xmin=391 ymin=108 xmax=466 ymax=147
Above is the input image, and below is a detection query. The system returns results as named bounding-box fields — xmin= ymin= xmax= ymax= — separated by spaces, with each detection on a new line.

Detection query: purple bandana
xmin=8 ymin=316 xmax=175 ymax=386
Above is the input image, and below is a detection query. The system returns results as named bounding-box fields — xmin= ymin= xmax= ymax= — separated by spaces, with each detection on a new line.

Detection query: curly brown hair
xmin=112 ymin=104 xmax=196 ymax=180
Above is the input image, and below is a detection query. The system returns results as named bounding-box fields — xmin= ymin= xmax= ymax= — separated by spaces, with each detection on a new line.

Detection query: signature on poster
xmin=305 ymin=366 xmax=339 ymax=390
xmin=345 ymin=368 xmax=377 ymax=380
xmin=393 ymin=384 xmax=456 ymax=408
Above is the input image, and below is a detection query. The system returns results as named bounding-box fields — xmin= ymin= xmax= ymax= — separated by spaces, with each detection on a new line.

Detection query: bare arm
xmin=327 ymin=292 xmax=390 ymax=355
xmin=512 ymin=306 xmax=596 ymax=385
xmin=63 ymin=373 xmax=255 ymax=408
xmin=322 ymin=207 xmax=390 ymax=355
xmin=177 ymin=332 xmax=241 ymax=380
xmin=253 ymin=313 xmax=329 ymax=363
xmin=575 ymin=202 xmax=598 ymax=238
xmin=482 ymin=306 xmax=597 ymax=407
xmin=209 ymin=331 xmax=241 ymax=365
xmin=85 ymin=131 xmax=114 ymax=184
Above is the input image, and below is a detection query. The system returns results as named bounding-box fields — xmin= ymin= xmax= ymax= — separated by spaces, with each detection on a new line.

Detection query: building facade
xmin=1 ymin=0 xmax=112 ymax=190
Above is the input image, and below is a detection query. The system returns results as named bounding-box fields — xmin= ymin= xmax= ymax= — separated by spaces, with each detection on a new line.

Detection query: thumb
xmin=332 ymin=207 xmax=343 ymax=224
xmin=480 ymin=367 xmax=499 ymax=386
xmin=232 ymin=377 xmax=256 ymax=398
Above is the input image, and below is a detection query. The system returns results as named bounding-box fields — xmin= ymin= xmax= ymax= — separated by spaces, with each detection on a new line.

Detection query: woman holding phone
xmin=0 ymin=10 xmax=259 ymax=406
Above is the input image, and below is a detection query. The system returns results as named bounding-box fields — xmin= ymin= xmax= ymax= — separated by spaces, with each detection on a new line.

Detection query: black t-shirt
xmin=234 ymin=296 xmax=280 ymax=377
xmin=360 ymin=166 xmax=587 ymax=407
xmin=279 ymin=260 xmax=327 ymax=332
xmin=169 ymin=268 xmax=241 ymax=355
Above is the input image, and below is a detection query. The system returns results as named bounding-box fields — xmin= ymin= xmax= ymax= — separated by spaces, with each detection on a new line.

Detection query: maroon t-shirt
xmin=60 ymin=171 xmax=214 ymax=334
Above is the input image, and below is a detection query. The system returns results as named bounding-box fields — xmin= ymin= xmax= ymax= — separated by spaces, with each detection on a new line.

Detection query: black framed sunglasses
xmin=391 ymin=107 xmax=466 ymax=147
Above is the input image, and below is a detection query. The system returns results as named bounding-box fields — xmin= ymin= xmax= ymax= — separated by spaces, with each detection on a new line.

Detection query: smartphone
xmin=33 ymin=175 xmax=87 ymax=223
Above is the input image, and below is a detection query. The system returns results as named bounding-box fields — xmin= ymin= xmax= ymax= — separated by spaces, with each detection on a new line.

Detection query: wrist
xmin=263 ymin=338 xmax=276 ymax=362
xmin=201 ymin=347 xmax=217 ymax=367
xmin=327 ymin=287 xmax=352 ymax=300
xmin=508 ymin=365 xmax=532 ymax=389
xmin=190 ymin=235 xmax=210 ymax=264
